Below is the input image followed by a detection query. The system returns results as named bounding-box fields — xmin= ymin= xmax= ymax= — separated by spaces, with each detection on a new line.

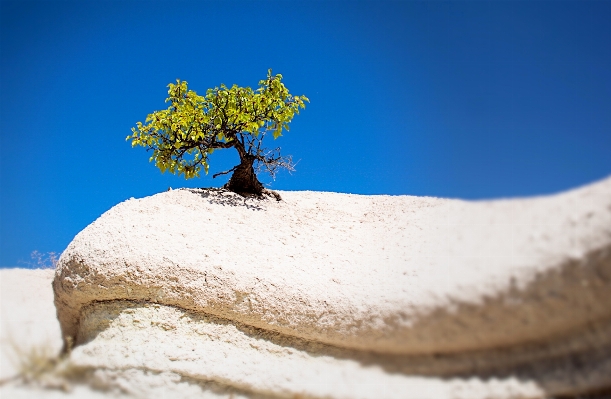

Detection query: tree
xmin=128 ymin=70 xmax=308 ymax=199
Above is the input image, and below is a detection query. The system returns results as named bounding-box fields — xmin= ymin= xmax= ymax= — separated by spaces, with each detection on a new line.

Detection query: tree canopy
xmin=128 ymin=70 xmax=308 ymax=198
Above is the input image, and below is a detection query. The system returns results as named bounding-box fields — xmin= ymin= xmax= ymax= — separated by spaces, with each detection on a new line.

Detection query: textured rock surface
xmin=0 ymin=270 xmax=278 ymax=398
xmin=69 ymin=301 xmax=547 ymax=399
xmin=52 ymin=177 xmax=611 ymax=398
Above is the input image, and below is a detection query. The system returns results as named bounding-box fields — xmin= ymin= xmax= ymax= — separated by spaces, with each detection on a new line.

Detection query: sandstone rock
xmin=53 ymin=177 xmax=611 ymax=398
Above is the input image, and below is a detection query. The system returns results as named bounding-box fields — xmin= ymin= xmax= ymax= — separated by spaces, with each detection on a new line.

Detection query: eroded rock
xmin=53 ymin=177 xmax=611 ymax=398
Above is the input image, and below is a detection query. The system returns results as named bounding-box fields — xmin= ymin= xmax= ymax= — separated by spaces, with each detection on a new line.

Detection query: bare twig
xmin=212 ymin=165 xmax=238 ymax=179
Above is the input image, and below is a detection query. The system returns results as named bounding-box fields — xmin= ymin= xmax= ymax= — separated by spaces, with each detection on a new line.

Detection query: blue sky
xmin=1 ymin=1 xmax=610 ymax=267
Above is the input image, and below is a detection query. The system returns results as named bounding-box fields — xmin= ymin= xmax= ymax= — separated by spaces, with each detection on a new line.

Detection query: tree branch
xmin=208 ymin=140 xmax=234 ymax=149
xmin=212 ymin=165 xmax=238 ymax=179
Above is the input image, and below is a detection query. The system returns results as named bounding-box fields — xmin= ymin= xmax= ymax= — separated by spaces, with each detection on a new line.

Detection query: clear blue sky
xmin=1 ymin=1 xmax=610 ymax=267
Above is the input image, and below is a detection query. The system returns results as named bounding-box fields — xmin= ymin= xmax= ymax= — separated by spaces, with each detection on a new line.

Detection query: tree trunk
xmin=226 ymin=155 xmax=265 ymax=196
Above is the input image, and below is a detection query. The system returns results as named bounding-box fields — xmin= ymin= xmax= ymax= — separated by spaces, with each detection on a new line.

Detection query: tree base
xmin=224 ymin=161 xmax=282 ymax=201
xmin=222 ymin=185 xmax=282 ymax=201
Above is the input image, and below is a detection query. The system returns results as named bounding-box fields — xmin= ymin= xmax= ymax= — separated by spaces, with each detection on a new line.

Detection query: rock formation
xmin=52 ymin=178 xmax=611 ymax=398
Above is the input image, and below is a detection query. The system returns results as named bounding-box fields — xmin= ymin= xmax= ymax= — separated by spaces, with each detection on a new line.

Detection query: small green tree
xmin=128 ymin=70 xmax=308 ymax=199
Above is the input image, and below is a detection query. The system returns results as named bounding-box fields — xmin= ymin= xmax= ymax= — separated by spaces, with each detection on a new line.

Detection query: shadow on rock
xmin=185 ymin=188 xmax=267 ymax=211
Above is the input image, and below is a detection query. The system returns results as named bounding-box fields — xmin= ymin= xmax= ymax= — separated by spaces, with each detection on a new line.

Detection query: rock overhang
xmin=53 ymin=177 xmax=611 ymax=357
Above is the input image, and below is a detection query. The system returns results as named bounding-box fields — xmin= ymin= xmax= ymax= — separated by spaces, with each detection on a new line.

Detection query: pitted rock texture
xmin=53 ymin=177 xmax=611 ymax=397
xmin=69 ymin=300 xmax=549 ymax=399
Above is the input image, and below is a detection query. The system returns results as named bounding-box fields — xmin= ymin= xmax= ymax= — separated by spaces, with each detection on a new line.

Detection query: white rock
xmin=51 ymin=177 xmax=611 ymax=398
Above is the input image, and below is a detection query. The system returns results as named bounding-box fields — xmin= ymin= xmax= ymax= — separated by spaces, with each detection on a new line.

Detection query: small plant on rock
xmin=18 ymin=251 xmax=59 ymax=269
xmin=128 ymin=70 xmax=308 ymax=200
xmin=0 ymin=336 xmax=79 ymax=392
